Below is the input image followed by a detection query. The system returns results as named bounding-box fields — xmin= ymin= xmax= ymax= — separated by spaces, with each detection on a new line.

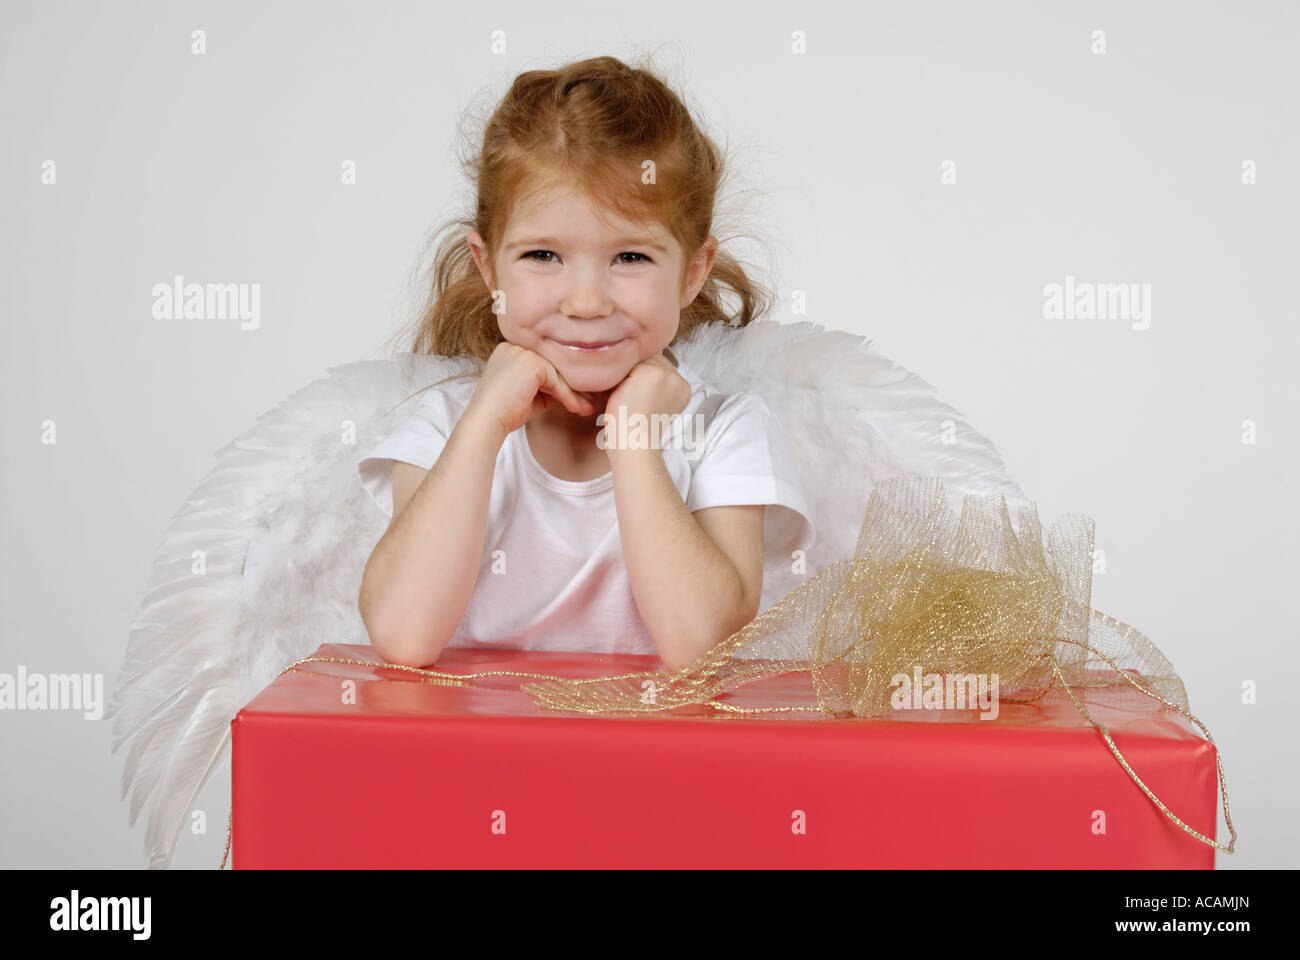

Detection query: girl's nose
xmin=562 ymin=289 xmax=612 ymax=319
xmin=561 ymin=269 xmax=613 ymax=318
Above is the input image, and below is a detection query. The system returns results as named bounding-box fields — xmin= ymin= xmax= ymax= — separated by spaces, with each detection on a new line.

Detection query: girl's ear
xmin=466 ymin=229 xmax=495 ymax=291
xmin=680 ymin=236 xmax=719 ymax=309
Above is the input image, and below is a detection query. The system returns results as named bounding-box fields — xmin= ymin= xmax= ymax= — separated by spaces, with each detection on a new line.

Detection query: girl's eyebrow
xmin=506 ymin=235 xmax=668 ymax=254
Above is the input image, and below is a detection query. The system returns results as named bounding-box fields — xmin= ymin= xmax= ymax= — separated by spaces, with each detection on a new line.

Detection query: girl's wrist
xmin=456 ymin=406 xmax=510 ymax=450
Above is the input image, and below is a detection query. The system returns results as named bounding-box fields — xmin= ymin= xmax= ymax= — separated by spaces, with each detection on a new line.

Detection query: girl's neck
xmin=540 ymin=389 xmax=612 ymax=436
xmin=526 ymin=393 xmax=614 ymax=482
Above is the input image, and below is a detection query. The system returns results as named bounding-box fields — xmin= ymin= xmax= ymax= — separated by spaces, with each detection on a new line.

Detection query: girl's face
xmin=468 ymin=186 xmax=717 ymax=394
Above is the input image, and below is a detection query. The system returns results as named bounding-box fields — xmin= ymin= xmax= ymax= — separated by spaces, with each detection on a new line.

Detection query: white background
xmin=1 ymin=0 xmax=1295 ymax=868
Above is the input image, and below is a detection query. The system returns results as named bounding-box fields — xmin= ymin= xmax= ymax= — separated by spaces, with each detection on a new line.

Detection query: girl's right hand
xmin=464 ymin=341 xmax=598 ymax=438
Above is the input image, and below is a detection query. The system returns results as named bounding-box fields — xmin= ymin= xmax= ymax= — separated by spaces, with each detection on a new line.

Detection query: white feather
xmin=107 ymin=320 xmax=1025 ymax=868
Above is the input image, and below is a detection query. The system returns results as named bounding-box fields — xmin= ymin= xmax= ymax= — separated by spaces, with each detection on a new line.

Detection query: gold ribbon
xmin=218 ymin=477 xmax=1236 ymax=867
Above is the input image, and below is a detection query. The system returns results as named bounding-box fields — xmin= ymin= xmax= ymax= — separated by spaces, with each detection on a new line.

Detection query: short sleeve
xmin=357 ymin=385 xmax=465 ymax=519
xmin=686 ymin=392 xmax=815 ymax=561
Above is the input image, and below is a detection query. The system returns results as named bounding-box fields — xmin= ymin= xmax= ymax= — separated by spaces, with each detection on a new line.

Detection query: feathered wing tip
xmin=106 ymin=351 xmax=472 ymax=868
xmin=675 ymin=320 xmax=1028 ymax=611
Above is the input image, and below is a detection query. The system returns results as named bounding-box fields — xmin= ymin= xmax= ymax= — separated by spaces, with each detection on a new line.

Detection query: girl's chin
xmin=547 ymin=357 xmax=635 ymax=393
xmin=562 ymin=376 xmax=624 ymax=396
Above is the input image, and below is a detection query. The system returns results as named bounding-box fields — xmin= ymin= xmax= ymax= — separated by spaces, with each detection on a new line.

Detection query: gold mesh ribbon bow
xmin=520 ymin=476 xmax=1238 ymax=854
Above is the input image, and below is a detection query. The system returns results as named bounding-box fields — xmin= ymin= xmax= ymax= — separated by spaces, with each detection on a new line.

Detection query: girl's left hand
xmin=603 ymin=354 xmax=691 ymax=437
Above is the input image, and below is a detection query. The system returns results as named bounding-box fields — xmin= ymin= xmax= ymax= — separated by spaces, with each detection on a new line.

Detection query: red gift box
xmin=230 ymin=642 xmax=1221 ymax=868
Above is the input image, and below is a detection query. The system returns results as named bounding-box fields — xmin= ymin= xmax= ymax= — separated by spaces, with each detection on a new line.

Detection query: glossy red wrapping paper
xmin=230 ymin=643 xmax=1220 ymax=868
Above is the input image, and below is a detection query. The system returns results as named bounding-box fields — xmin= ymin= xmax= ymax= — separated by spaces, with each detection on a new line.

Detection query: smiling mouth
xmin=551 ymin=338 xmax=626 ymax=352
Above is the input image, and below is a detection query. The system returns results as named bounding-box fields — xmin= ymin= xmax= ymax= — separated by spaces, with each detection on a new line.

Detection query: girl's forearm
xmin=609 ymin=448 xmax=749 ymax=671
xmin=360 ymin=410 xmax=506 ymax=667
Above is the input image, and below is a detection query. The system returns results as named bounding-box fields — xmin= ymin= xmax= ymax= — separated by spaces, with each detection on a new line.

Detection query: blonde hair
xmin=386 ymin=52 xmax=774 ymax=415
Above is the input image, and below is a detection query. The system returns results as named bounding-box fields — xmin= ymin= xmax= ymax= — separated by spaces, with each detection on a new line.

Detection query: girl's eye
xmin=520 ymin=250 xmax=652 ymax=265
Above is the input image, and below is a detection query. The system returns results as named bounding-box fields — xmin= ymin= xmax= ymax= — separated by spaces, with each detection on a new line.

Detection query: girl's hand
xmin=603 ymin=354 xmax=691 ymax=446
xmin=464 ymin=341 xmax=599 ymax=439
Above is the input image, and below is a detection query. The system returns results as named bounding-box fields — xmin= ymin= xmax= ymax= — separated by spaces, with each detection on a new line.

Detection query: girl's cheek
xmin=503 ymin=288 xmax=548 ymax=320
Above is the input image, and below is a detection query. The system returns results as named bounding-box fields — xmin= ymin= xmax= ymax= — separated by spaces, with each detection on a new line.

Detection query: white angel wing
xmin=673 ymin=319 xmax=1028 ymax=611
xmin=106 ymin=351 xmax=478 ymax=868
xmin=107 ymin=319 xmax=1025 ymax=869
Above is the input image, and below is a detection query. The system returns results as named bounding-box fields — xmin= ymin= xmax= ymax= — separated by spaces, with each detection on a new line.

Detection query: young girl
xmin=356 ymin=55 xmax=814 ymax=672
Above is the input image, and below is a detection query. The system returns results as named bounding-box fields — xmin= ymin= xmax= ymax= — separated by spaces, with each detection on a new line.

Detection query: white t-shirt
xmin=356 ymin=359 xmax=814 ymax=656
